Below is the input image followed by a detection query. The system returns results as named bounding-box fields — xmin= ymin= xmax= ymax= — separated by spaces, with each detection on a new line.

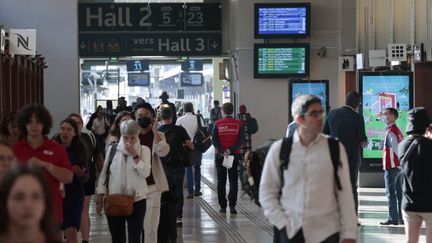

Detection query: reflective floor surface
xmin=86 ymin=148 xmax=426 ymax=243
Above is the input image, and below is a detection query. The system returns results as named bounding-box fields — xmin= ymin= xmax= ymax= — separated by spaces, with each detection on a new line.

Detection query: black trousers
xmin=215 ymin=155 xmax=239 ymax=208
xmin=107 ymin=199 xmax=146 ymax=243
xmin=273 ymin=228 xmax=339 ymax=243
xmin=348 ymin=161 xmax=360 ymax=214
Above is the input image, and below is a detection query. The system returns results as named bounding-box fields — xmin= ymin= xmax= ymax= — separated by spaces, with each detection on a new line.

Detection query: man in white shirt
xmin=176 ymin=102 xmax=205 ymax=198
xmin=259 ymin=95 xmax=357 ymax=243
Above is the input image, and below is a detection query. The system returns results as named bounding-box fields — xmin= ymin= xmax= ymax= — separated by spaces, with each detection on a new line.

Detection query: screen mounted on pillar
xmin=255 ymin=3 xmax=311 ymax=39
xmin=254 ymin=43 xmax=310 ymax=79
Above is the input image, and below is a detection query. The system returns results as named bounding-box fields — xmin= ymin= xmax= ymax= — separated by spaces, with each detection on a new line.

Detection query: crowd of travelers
xmin=0 ymin=90 xmax=430 ymax=243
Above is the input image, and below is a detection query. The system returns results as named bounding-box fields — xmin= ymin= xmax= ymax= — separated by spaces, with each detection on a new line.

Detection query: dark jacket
xmin=398 ymin=136 xmax=432 ymax=212
xmin=159 ymin=100 xmax=177 ymax=124
xmin=323 ymin=106 xmax=367 ymax=163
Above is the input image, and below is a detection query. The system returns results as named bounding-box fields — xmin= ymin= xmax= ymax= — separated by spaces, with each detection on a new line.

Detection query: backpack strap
xmin=278 ymin=137 xmax=293 ymax=194
xmin=104 ymin=143 xmax=118 ymax=187
xmin=327 ymin=138 xmax=342 ymax=190
xmin=399 ymin=136 xmax=422 ymax=167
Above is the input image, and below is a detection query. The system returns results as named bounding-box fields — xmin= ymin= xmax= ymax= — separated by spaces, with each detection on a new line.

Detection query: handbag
xmin=104 ymin=194 xmax=134 ymax=217
xmin=103 ymin=144 xmax=135 ymax=217
xmin=193 ymin=115 xmax=212 ymax=153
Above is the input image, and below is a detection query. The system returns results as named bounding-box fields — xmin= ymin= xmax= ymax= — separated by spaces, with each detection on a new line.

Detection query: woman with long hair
xmin=0 ymin=112 xmax=21 ymax=145
xmin=0 ymin=165 xmax=60 ymax=243
xmin=53 ymin=118 xmax=89 ymax=243
xmin=105 ymin=111 xmax=132 ymax=153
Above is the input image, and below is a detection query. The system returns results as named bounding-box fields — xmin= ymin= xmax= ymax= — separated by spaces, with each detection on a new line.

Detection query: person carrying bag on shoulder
xmin=96 ymin=120 xmax=151 ymax=243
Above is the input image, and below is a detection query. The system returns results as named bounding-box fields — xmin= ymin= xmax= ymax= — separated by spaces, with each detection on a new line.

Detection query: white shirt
xmin=259 ymin=131 xmax=357 ymax=243
xmin=97 ymin=143 xmax=151 ymax=201
xmin=91 ymin=117 xmax=107 ymax=135
xmin=176 ymin=112 xmax=204 ymax=140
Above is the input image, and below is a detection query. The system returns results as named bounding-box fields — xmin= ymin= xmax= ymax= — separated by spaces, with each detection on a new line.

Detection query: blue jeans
xmin=186 ymin=152 xmax=202 ymax=194
xmin=384 ymin=167 xmax=403 ymax=221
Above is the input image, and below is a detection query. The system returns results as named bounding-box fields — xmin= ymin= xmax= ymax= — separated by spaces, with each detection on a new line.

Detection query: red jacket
xmin=382 ymin=124 xmax=403 ymax=170
xmin=213 ymin=116 xmax=244 ymax=155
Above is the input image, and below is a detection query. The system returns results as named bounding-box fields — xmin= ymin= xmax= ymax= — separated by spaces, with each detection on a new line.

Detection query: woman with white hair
xmin=96 ymin=119 xmax=151 ymax=243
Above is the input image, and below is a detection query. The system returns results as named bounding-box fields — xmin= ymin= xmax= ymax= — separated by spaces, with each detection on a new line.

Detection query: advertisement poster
xmin=289 ymin=80 xmax=329 ymax=122
xmin=361 ymin=74 xmax=412 ymax=160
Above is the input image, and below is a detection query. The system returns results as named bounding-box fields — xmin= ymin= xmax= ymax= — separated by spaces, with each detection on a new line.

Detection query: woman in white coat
xmin=96 ymin=119 xmax=151 ymax=243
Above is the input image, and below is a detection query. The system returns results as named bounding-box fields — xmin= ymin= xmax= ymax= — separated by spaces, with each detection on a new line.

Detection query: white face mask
xmin=382 ymin=116 xmax=389 ymax=125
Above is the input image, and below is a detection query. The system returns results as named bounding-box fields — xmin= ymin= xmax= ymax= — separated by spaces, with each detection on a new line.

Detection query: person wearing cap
xmin=323 ymin=91 xmax=368 ymax=218
xmin=397 ymin=107 xmax=432 ymax=243
xmin=380 ymin=108 xmax=404 ymax=226
xmin=158 ymin=91 xmax=177 ymax=124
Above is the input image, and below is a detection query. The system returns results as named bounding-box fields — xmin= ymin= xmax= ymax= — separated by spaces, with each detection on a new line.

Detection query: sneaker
xmin=230 ymin=207 xmax=237 ymax=214
xmin=380 ymin=220 xmax=398 ymax=225
xmin=194 ymin=192 xmax=203 ymax=196
xmin=176 ymin=218 xmax=183 ymax=227
xmin=219 ymin=208 xmax=226 ymax=213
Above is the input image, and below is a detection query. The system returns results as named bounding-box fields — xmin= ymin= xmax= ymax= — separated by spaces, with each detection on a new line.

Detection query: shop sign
xmin=9 ymin=29 xmax=36 ymax=55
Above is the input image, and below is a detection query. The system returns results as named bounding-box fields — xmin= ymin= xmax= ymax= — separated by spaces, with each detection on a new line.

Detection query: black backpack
xmin=243 ymin=137 xmax=342 ymax=206
xmin=158 ymin=125 xmax=189 ymax=167
xmin=193 ymin=115 xmax=212 ymax=153
xmin=246 ymin=114 xmax=259 ymax=134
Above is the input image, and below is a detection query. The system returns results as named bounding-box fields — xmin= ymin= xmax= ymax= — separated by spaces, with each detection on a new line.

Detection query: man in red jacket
xmin=380 ymin=107 xmax=404 ymax=225
xmin=211 ymin=102 xmax=245 ymax=214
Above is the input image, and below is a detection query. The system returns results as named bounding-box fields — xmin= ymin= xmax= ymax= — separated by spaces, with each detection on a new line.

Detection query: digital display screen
xmin=128 ymin=73 xmax=150 ymax=86
xmin=254 ymin=43 xmax=310 ymax=78
xmin=126 ymin=60 xmax=149 ymax=72
xmin=255 ymin=3 xmax=310 ymax=38
xmin=180 ymin=73 xmax=203 ymax=86
xmin=360 ymin=72 xmax=413 ymax=160
xmin=289 ymin=80 xmax=329 ymax=122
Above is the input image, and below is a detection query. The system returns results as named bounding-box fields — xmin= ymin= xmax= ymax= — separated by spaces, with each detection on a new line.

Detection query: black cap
xmin=406 ymin=107 xmax=431 ymax=134
xmin=135 ymin=102 xmax=156 ymax=118
xmin=159 ymin=91 xmax=169 ymax=100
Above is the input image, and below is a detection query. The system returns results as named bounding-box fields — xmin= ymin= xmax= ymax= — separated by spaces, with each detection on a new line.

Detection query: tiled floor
xmin=87 ymin=148 xmax=427 ymax=243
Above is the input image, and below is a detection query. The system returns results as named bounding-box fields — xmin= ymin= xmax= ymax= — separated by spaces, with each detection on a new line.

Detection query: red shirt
xmin=13 ymin=138 xmax=73 ymax=223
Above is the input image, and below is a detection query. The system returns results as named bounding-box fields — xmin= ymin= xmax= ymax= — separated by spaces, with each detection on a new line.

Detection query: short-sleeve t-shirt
xmin=13 ymin=138 xmax=73 ymax=223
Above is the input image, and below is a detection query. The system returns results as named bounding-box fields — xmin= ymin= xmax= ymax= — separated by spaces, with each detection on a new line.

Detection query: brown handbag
xmin=104 ymin=194 xmax=134 ymax=217
xmin=103 ymin=144 xmax=135 ymax=217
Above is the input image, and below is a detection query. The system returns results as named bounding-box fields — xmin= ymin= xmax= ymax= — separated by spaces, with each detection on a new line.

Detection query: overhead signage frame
xmin=78 ymin=3 xmax=222 ymax=57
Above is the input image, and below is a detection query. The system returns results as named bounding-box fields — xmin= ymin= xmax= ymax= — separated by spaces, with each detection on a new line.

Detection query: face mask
xmin=137 ymin=117 xmax=152 ymax=128
xmin=382 ymin=117 xmax=388 ymax=125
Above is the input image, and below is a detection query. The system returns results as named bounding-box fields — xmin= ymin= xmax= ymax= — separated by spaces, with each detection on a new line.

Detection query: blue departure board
xmin=255 ymin=3 xmax=311 ymax=38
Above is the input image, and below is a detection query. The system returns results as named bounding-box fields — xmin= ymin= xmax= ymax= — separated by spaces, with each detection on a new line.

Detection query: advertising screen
xmin=254 ymin=43 xmax=310 ymax=79
xmin=255 ymin=3 xmax=311 ymax=38
xmin=289 ymin=80 xmax=329 ymax=122
xmin=360 ymin=72 xmax=413 ymax=169
xmin=128 ymin=73 xmax=150 ymax=87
